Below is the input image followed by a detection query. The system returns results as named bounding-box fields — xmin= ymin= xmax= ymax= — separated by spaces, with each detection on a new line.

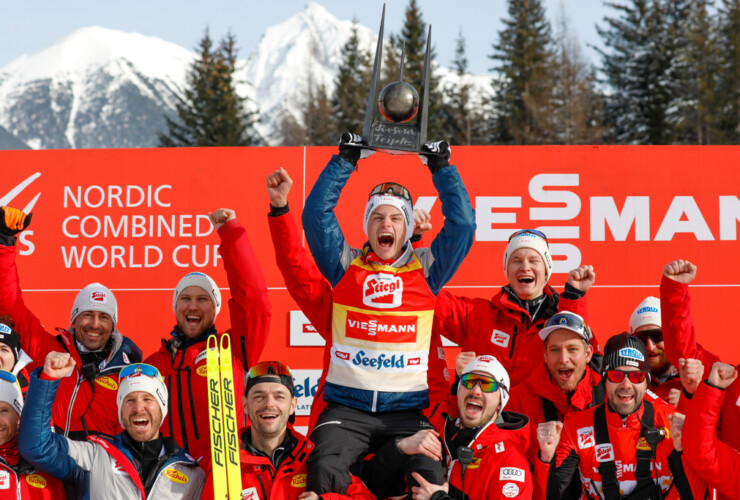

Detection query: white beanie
xmin=0 ymin=374 xmax=23 ymax=416
xmin=172 ymin=272 xmax=222 ymax=317
xmin=629 ymin=296 xmax=661 ymax=333
xmin=503 ymin=231 xmax=552 ymax=280
xmin=70 ymin=283 xmax=118 ymax=329
xmin=117 ymin=371 xmax=168 ymax=426
xmin=363 ymin=194 xmax=414 ymax=246
xmin=461 ymin=355 xmax=511 ymax=411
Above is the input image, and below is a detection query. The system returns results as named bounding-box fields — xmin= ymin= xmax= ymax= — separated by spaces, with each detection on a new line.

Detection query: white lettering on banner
xmin=64 ymin=185 xmax=172 ymax=208
xmin=18 ymin=230 xmax=35 ymax=256
xmin=60 ymin=244 xmax=221 ymax=269
xmin=61 ymin=214 xmax=213 ymax=238
xmin=291 ymin=369 xmax=322 ymax=416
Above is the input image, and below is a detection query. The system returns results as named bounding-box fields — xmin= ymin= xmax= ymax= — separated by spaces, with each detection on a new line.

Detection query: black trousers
xmin=306 ymin=403 xmax=446 ymax=498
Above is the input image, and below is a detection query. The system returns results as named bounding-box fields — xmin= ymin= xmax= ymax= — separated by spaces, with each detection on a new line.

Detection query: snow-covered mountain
xmin=0 ymin=2 xmax=492 ymax=149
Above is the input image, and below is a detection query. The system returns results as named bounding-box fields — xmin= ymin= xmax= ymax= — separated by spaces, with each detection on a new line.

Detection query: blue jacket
xmin=302 ymin=154 xmax=476 ymax=411
xmin=19 ymin=369 xmax=204 ymax=499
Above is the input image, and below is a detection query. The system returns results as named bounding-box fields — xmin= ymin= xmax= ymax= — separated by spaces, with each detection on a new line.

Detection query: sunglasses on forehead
xmin=606 ymin=370 xmax=647 ymax=384
xmin=368 ymin=182 xmax=412 ymax=202
xmin=119 ymin=363 xmax=163 ymax=381
xmin=460 ymin=373 xmax=500 ymax=393
xmin=508 ymin=229 xmax=548 ymax=243
xmin=634 ymin=329 xmax=663 ymax=345
xmin=247 ymin=361 xmax=293 ymax=380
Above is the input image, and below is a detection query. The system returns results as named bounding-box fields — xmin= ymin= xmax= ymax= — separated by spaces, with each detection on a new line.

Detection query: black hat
xmin=0 ymin=323 xmax=20 ymax=365
xmin=603 ymin=332 xmax=649 ymax=373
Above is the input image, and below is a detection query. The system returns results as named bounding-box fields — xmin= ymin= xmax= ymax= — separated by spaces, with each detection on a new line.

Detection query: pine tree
xmin=158 ymin=30 xmax=260 ymax=147
xmin=489 ymin=0 xmax=555 ymax=144
xmin=597 ymin=1 xmax=675 ymax=144
xmin=715 ymin=0 xmax=740 ymax=142
xmin=304 ymin=81 xmax=337 ymax=145
xmin=333 ymin=23 xmax=372 ymax=136
xmin=441 ymin=31 xmax=488 ymax=145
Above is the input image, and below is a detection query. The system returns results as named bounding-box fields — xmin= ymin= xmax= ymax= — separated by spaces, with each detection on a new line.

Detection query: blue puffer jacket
xmin=302 ymin=154 xmax=476 ymax=412
xmin=19 ymin=369 xmax=204 ymax=499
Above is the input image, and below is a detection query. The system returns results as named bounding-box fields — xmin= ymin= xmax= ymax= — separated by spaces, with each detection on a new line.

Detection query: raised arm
xmin=210 ymin=208 xmax=271 ymax=368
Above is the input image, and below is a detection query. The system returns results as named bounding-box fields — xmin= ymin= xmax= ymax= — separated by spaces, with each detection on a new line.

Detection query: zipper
xmin=508 ymin=325 xmax=518 ymax=359
xmin=63 ymin=374 xmax=84 ymax=437
xmin=186 ymin=366 xmax=199 ymax=440
xmin=175 ymin=350 xmax=189 ymax=451
xmin=257 ymin=473 xmax=268 ymax=498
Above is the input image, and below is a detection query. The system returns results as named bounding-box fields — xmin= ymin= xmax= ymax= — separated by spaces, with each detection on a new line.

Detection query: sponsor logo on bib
xmin=362 ymin=274 xmax=403 ymax=309
xmin=25 ymin=474 xmax=47 ymax=489
xmin=95 ymin=376 xmax=118 ymax=391
xmin=164 ymin=469 xmax=189 ymax=484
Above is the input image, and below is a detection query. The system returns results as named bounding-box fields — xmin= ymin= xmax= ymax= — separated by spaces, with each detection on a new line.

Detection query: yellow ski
xmin=219 ymin=334 xmax=242 ymax=498
xmin=207 ymin=335 xmax=227 ymax=499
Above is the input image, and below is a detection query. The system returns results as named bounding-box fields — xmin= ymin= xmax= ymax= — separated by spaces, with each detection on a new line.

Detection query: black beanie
xmin=603 ymin=332 xmax=649 ymax=373
xmin=0 ymin=323 xmax=21 ymax=364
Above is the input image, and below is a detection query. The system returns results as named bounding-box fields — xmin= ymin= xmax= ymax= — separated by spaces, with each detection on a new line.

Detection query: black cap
xmin=603 ymin=332 xmax=649 ymax=373
xmin=0 ymin=323 xmax=20 ymax=365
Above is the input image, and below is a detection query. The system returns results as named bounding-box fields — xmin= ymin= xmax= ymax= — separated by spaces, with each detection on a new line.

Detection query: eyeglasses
xmin=508 ymin=229 xmax=548 ymax=243
xmin=119 ymin=363 xmax=163 ymax=382
xmin=368 ymin=182 xmax=412 ymax=202
xmin=544 ymin=312 xmax=591 ymax=341
xmin=247 ymin=361 xmax=293 ymax=380
xmin=634 ymin=329 xmax=663 ymax=345
xmin=460 ymin=373 xmax=500 ymax=393
xmin=0 ymin=371 xmax=17 ymax=384
xmin=606 ymin=370 xmax=647 ymax=384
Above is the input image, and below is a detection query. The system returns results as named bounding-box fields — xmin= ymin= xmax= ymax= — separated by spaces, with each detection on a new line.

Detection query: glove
xmin=338 ymin=132 xmax=375 ymax=166
xmin=0 ymin=206 xmax=32 ymax=246
xmin=420 ymin=140 xmax=451 ymax=173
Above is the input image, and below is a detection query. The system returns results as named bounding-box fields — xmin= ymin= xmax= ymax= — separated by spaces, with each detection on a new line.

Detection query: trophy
xmin=361 ymin=4 xmax=433 ymax=154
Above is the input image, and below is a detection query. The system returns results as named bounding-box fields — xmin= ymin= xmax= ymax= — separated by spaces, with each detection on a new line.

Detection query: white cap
xmin=117 ymin=372 xmax=168 ymax=426
xmin=461 ymin=355 xmax=511 ymax=411
xmin=503 ymin=231 xmax=552 ymax=280
xmin=172 ymin=272 xmax=222 ymax=318
xmin=539 ymin=311 xmax=591 ymax=342
xmin=0 ymin=374 xmax=23 ymax=416
xmin=629 ymin=296 xmax=661 ymax=333
xmin=70 ymin=283 xmax=118 ymax=329
xmin=363 ymin=194 xmax=414 ymax=246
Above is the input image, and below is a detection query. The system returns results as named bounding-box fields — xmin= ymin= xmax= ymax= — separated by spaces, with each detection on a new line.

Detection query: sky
xmin=0 ymin=1 xmax=612 ymax=75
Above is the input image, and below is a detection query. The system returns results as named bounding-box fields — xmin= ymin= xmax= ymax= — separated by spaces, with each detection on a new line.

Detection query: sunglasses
xmin=368 ymin=182 xmax=412 ymax=202
xmin=606 ymin=370 xmax=647 ymax=384
xmin=544 ymin=312 xmax=591 ymax=341
xmin=460 ymin=373 xmax=500 ymax=393
xmin=508 ymin=229 xmax=548 ymax=243
xmin=0 ymin=371 xmax=17 ymax=385
xmin=247 ymin=361 xmax=293 ymax=380
xmin=634 ymin=329 xmax=663 ymax=345
xmin=119 ymin=363 xmax=163 ymax=381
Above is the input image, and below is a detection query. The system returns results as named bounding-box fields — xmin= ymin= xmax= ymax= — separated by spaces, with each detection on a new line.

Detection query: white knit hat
xmin=69 ymin=283 xmax=118 ymax=329
xmin=461 ymin=355 xmax=511 ymax=411
xmin=117 ymin=369 xmax=168 ymax=426
xmin=629 ymin=296 xmax=661 ymax=333
xmin=172 ymin=272 xmax=222 ymax=317
xmin=503 ymin=230 xmax=552 ymax=280
xmin=0 ymin=373 xmax=23 ymax=416
xmin=363 ymin=194 xmax=414 ymax=246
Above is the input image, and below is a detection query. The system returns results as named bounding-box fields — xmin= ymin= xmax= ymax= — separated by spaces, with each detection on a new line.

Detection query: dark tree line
xmin=162 ymin=0 xmax=740 ymax=147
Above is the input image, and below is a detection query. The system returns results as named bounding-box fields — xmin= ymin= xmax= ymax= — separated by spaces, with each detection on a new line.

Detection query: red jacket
xmin=660 ymin=276 xmax=740 ymax=451
xmin=267 ymin=212 xmax=449 ymax=431
xmin=0 ymin=458 xmax=67 ymax=500
xmin=507 ymin=363 xmax=602 ymax=466
xmin=0 ymin=246 xmax=142 ymax=438
xmin=682 ymin=380 xmax=740 ymax=500
xmin=535 ymin=399 xmax=684 ymax=499
xmin=145 ymin=219 xmax=270 ymax=469
xmin=201 ymin=426 xmax=375 ymax=500
xmin=434 ymin=286 xmax=594 ymax=388
xmin=441 ymin=412 xmax=533 ymax=499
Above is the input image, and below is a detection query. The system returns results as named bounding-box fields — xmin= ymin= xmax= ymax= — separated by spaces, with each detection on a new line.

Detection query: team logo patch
xmin=500 ymin=467 xmax=525 ymax=482
xmin=443 ymin=367 xmax=450 ymax=382
xmin=437 ymin=347 xmax=446 ymax=360
xmin=345 ymin=310 xmax=417 ymax=343
xmin=112 ymin=461 xmax=127 ymax=475
xmin=25 ymin=474 xmax=47 ymax=489
xmin=619 ymin=347 xmax=645 ymax=362
xmin=90 ymin=291 xmax=108 ymax=303
xmin=0 ymin=470 xmax=9 ymax=489
xmin=195 ymin=349 xmax=208 ymax=365
xmin=95 ymin=376 xmax=118 ymax=391
xmin=636 ymin=306 xmax=658 ymax=315
xmin=335 ymin=351 xmax=350 ymax=361
xmin=242 ymin=487 xmax=259 ymax=499
xmin=0 ymin=324 xmax=11 ymax=335
xmin=291 ymin=473 xmax=307 ymax=488
xmin=408 ymin=358 xmax=421 ymax=365
xmin=196 ymin=365 xmax=208 ymax=377
xmin=467 ymin=458 xmax=482 ymax=469
xmin=577 ymin=426 xmax=595 ymax=449
xmin=502 ymin=482 xmax=520 ymax=498
xmin=362 ymin=273 xmax=403 ymax=309
xmin=495 ymin=441 xmax=506 ymax=453
xmin=122 ymin=352 xmax=130 ymax=364
xmin=491 ymin=329 xmax=510 ymax=348
xmin=595 ymin=443 xmax=615 ymax=462
xmin=636 ymin=437 xmax=651 ymax=451
xmin=164 ymin=469 xmax=189 ymax=484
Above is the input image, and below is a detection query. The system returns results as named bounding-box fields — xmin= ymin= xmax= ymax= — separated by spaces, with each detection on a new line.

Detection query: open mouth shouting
xmin=463 ymin=396 xmax=484 ymax=420
xmin=377 ymin=232 xmax=395 ymax=249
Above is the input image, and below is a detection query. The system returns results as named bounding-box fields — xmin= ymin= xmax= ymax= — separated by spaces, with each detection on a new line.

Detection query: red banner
xmin=3 ymin=146 xmax=740 ymax=424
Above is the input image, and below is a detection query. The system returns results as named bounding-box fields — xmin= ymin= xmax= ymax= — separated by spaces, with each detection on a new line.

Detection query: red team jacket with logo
xmin=441 ymin=413 xmax=533 ymax=499
xmin=507 ymin=363 xmax=602 ymax=466
xmin=0 ymin=459 xmax=66 ymax=499
xmin=660 ymin=276 xmax=740 ymax=452
xmin=201 ymin=426 xmax=374 ymax=500
xmin=145 ymin=219 xmax=271 ymax=468
xmin=535 ymin=400 xmax=680 ymax=499
xmin=434 ymin=286 xmax=593 ymax=387
xmin=268 ymin=212 xmax=451 ymax=431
